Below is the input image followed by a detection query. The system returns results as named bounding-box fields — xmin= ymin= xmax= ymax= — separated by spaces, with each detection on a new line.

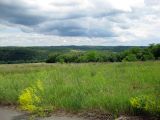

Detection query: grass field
xmin=0 ymin=62 xmax=159 ymax=116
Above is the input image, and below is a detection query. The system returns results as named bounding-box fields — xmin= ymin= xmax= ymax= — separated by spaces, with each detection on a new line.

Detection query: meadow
xmin=0 ymin=61 xmax=159 ymax=116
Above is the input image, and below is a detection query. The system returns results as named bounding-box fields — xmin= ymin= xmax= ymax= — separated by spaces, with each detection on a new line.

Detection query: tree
xmin=46 ymin=53 xmax=60 ymax=63
xmin=123 ymin=54 xmax=137 ymax=62
xmin=149 ymin=44 xmax=160 ymax=59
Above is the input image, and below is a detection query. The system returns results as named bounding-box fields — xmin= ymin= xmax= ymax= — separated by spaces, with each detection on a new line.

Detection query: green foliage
xmin=130 ymin=95 xmax=160 ymax=116
xmin=45 ymin=44 xmax=160 ymax=63
xmin=46 ymin=51 xmax=120 ymax=63
xmin=19 ymin=87 xmax=41 ymax=112
xmin=86 ymin=51 xmax=98 ymax=62
xmin=0 ymin=44 xmax=159 ymax=64
xmin=19 ymin=80 xmax=51 ymax=116
xmin=149 ymin=44 xmax=160 ymax=59
xmin=123 ymin=54 xmax=137 ymax=62
xmin=19 ymin=80 xmax=44 ymax=112
xmin=0 ymin=62 xmax=159 ymax=116
xmin=46 ymin=53 xmax=60 ymax=63
xmin=0 ymin=46 xmax=134 ymax=64
xmin=121 ymin=45 xmax=158 ymax=62
xmin=0 ymin=48 xmax=47 ymax=64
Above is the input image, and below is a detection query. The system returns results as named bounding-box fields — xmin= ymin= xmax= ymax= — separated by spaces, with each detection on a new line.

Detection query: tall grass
xmin=0 ymin=62 xmax=159 ymax=115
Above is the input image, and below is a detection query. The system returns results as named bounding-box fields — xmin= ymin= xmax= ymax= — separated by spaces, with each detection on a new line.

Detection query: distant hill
xmin=0 ymin=46 xmax=146 ymax=64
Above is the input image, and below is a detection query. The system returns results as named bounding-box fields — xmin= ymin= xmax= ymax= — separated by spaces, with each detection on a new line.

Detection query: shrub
xmin=149 ymin=44 xmax=160 ymax=59
xmin=130 ymin=95 xmax=160 ymax=116
xmin=46 ymin=53 xmax=60 ymax=63
xmin=19 ymin=80 xmax=44 ymax=113
xmin=123 ymin=54 xmax=137 ymax=62
xmin=19 ymin=87 xmax=40 ymax=112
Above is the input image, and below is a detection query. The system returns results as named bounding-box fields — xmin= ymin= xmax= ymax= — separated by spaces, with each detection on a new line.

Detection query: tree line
xmin=0 ymin=46 xmax=137 ymax=64
xmin=0 ymin=48 xmax=47 ymax=64
xmin=0 ymin=44 xmax=159 ymax=64
xmin=46 ymin=44 xmax=160 ymax=63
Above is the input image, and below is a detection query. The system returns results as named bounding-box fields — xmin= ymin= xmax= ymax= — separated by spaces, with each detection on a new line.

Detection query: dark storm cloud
xmin=0 ymin=0 xmax=123 ymax=37
xmin=0 ymin=1 xmax=46 ymax=26
xmin=35 ymin=19 xmax=117 ymax=37
xmin=44 ymin=26 xmax=116 ymax=37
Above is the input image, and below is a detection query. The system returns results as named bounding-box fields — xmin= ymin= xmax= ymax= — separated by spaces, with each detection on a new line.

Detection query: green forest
xmin=0 ymin=44 xmax=159 ymax=64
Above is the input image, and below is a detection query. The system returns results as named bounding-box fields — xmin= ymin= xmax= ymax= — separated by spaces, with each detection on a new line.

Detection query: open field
xmin=0 ymin=62 xmax=159 ymax=117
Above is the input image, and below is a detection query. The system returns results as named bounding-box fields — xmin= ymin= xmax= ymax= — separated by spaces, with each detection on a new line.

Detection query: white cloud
xmin=0 ymin=0 xmax=160 ymax=46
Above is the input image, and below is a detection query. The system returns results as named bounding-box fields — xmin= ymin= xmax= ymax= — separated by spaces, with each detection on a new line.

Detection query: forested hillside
xmin=46 ymin=44 xmax=160 ymax=63
xmin=0 ymin=46 xmax=135 ymax=63
xmin=0 ymin=44 xmax=159 ymax=64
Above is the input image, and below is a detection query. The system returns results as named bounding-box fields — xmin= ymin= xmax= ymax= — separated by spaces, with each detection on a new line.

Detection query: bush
xmin=46 ymin=53 xmax=60 ymax=63
xmin=130 ymin=95 xmax=160 ymax=116
xmin=123 ymin=54 xmax=137 ymax=62
xmin=149 ymin=44 xmax=160 ymax=59
xmin=19 ymin=80 xmax=44 ymax=113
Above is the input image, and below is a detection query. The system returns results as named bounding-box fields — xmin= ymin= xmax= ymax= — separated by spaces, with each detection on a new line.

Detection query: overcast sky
xmin=0 ymin=0 xmax=160 ymax=46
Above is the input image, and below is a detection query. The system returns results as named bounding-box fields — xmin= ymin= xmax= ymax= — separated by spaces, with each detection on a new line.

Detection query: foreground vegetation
xmin=0 ymin=62 xmax=159 ymax=117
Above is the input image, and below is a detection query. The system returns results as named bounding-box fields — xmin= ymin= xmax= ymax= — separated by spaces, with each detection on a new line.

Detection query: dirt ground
xmin=0 ymin=107 xmax=156 ymax=120
xmin=0 ymin=107 xmax=86 ymax=120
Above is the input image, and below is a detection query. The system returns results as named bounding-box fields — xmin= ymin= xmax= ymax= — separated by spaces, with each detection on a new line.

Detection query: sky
xmin=0 ymin=0 xmax=160 ymax=46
